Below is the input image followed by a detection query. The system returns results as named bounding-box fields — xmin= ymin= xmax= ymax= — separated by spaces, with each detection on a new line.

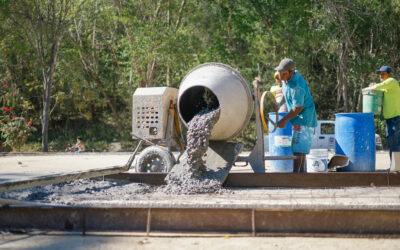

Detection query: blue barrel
xmin=335 ymin=113 xmax=375 ymax=172
xmin=269 ymin=112 xmax=293 ymax=172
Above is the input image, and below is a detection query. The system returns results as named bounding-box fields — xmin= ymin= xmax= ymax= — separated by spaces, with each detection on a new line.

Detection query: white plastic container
xmin=306 ymin=149 xmax=329 ymax=172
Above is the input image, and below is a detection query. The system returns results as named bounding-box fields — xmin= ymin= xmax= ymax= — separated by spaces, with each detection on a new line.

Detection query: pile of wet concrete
xmin=0 ymin=108 xmax=231 ymax=204
xmin=159 ymin=108 xmax=223 ymax=195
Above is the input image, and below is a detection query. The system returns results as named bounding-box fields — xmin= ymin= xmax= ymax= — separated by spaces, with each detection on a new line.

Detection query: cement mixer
xmin=178 ymin=63 xmax=253 ymax=140
xmin=131 ymin=62 xmax=289 ymax=176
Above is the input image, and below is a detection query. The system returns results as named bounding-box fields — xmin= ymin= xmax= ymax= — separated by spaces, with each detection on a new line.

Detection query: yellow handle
xmin=170 ymin=104 xmax=185 ymax=151
xmin=260 ymin=91 xmax=279 ymax=134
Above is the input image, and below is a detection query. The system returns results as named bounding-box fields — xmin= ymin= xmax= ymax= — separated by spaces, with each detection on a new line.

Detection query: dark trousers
xmin=386 ymin=116 xmax=400 ymax=160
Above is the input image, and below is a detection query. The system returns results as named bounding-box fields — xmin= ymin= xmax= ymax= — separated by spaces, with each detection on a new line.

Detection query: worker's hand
xmin=369 ymin=82 xmax=376 ymax=87
xmin=277 ymin=119 xmax=287 ymax=128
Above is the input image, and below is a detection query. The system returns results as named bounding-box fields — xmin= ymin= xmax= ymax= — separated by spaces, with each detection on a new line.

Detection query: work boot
xmin=390 ymin=152 xmax=400 ymax=172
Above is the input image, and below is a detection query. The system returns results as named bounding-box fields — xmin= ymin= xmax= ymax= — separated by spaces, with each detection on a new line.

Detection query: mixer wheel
xmin=135 ymin=146 xmax=176 ymax=173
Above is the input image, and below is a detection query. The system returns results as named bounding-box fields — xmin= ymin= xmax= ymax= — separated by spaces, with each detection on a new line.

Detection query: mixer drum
xmin=178 ymin=63 xmax=254 ymax=140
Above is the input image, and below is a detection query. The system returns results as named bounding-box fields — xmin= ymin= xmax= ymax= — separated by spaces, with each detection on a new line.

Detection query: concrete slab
xmin=0 ymin=153 xmax=132 ymax=184
xmin=1 ymin=233 xmax=400 ymax=250
xmin=0 ymin=151 xmax=392 ymax=189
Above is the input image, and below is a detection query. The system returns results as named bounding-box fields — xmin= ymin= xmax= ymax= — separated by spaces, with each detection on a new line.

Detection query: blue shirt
xmin=282 ymin=71 xmax=318 ymax=127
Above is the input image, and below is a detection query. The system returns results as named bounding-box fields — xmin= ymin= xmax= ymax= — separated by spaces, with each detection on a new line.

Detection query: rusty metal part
xmin=248 ymin=79 xmax=265 ymax=173
xmin=235 ymin=155 xmax=298 ymax=164
xmin=172 ymin=103 xmax=185 ymax=151
xmin=224 ymin=172 xmax=400 ymax=187
xmin=131 ymin=132 xmax=156 ymax=146
xmin=1 ymin=205 xmax=399 ymax=235
xmin=125 ymin=140 xmax=144 ymax=168
xmin=105 ymin=172 xmax=400 ymax=187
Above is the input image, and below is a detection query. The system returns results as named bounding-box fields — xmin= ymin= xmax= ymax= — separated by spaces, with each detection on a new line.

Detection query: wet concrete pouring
xmin=159 ymin=108 xmax=228 ymax=195
xmin=1 ymin=107 xmax=237 ymax=204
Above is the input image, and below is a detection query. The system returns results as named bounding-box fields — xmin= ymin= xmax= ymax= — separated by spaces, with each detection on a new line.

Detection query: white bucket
xmin=306 ymin=149 xmax=329 ymax=172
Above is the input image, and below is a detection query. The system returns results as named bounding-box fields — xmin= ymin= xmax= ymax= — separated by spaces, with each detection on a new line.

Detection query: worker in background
xmin=364 ymin=66 xmax=400 ymax=172
xmin=274 ymin=58 xmax=318 ymax=173
xmin=270 ymin=72 xmax=288 ymax=112
xmin=67 ymin=137 xmax=86 ymax=153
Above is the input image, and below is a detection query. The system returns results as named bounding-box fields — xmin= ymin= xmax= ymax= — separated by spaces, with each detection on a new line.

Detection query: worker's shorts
xmin=386 ymin=116 xmax=400 ymax=152
xmin=292 ymin=125 xmax=315 ymax=154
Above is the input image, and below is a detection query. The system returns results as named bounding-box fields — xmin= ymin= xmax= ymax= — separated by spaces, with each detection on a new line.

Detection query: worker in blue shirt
xmin=275 ymin=58 xmax=318 ymax=173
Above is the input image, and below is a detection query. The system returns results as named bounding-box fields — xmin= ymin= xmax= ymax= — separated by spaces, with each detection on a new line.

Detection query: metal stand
xmin=248 ymin=78 xmax=265 ymax=173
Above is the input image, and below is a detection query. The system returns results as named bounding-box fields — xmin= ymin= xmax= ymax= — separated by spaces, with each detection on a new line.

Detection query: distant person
xmin=270 ymin=72 xmax=288 ymax=112
xmin=274 ymin=58 xmax=318 ymax=173
xmin=364 ymin=66 xmax=400 ymax=172
xmin=67 ymin=137 xmax=85 ymax=153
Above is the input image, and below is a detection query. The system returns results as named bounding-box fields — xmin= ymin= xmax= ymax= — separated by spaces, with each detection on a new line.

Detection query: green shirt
xmin=366 ymin=77 xmax=400 ymax=119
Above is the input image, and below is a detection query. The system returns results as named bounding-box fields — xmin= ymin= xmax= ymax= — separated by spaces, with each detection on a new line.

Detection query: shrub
xmin=0 ymin=115 xmax=36 ymax=151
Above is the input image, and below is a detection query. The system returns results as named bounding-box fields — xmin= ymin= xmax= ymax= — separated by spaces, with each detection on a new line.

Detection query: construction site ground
xmin=1 ymin=151 xmax=400 ymax=249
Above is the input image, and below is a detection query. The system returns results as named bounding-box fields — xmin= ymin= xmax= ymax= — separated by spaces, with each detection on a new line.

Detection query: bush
xmin=86 ymin=140 xmax=108 ymax=152
xmin=0 ymin=115 xmax=36 ymax=151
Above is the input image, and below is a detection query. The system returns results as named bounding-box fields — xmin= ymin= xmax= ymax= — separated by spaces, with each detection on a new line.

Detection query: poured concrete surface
xmin=1 ymin=233 xmax=400 ymax=250
xmin=0 ymin=151 xmax=391 ymax=185
xmin=0 ymin=153 xmax=132 ymax=184
xmin=0 ymin=152 xmax=398 ymax=248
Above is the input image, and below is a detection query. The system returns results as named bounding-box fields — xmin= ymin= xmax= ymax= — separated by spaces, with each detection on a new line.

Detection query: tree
xmin=2 ymin=0 xmax=76 ymax=151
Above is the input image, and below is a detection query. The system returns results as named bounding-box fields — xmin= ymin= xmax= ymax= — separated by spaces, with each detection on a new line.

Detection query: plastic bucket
xmin=362 ymin=89 xmax=383 ymax=115
xmin=268 ymin=112 xmax=293 ymax=172
xmin=306 ymin=149 xmax=328 ymax=172
xmin=335 ymin=113 xmax=376 ymax=172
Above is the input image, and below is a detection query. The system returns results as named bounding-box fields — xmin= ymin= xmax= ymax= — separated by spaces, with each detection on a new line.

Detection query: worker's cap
xmin=274 ymin=72 xmax=279 ymax=79
xmin=274 ymin=58 xmax=296 ymax=73
xmin=377 ymin=66 xmax=392 ymax=73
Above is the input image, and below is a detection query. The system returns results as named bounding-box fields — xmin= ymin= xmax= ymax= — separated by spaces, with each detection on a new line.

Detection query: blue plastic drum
xmin=269 ymin=112 xmax=293 ymax=172
xmin=335 ymin=113 xmax=376 ymax=172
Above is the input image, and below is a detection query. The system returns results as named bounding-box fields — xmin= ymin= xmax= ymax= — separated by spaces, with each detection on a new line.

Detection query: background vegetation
xmin=1 ymin=0 xmax=399 ymax=152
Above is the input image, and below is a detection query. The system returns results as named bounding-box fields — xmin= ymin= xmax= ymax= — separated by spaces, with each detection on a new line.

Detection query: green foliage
xmin=0 ymin=116 xmax=36 ymax=151
xmin=1 ymin=0 xmax=400 ymax=151
xmin=375 ymin=116 xmax=388 ymax=149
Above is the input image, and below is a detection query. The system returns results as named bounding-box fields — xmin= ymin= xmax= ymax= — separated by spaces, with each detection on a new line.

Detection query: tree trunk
xmin=338 ymin=42 xmax=349 ymax=113
xmin=42 ymin=78 xmax=51 ymax=152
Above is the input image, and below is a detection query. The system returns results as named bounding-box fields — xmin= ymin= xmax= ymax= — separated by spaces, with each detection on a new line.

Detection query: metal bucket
xmin=335 ymin=113 xmax=376 ymax=172
xmin=178 ymin=63 xmax=254 ymax=140
xmin=362 ymin=89 xmax=383 ymax=115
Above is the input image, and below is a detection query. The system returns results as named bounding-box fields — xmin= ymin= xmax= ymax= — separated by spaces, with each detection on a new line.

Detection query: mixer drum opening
xmin=177 ymin=63 xmax=253 ymax=140
xmin=179 ymin=86 xmax=220 ymax=123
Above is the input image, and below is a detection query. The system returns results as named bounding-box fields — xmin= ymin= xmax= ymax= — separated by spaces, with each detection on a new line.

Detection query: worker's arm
xmin=277 ymin=106 xmax=303 ymax=128
xmin=364 ymin=78 xmax=397 ymax=92
xmin=277 ymin=86 xmax=305 ymax=128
